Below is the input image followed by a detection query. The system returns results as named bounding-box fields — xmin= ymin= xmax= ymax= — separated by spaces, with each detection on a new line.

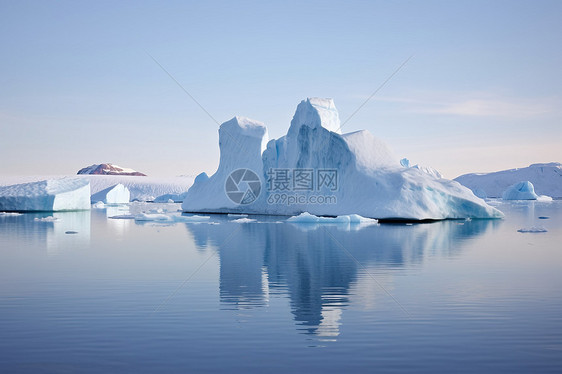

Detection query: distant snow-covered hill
xmin=77 ymin=163 xmax=147 ymax=176
xmin=454 ymin=163 xmax=562 ymax=198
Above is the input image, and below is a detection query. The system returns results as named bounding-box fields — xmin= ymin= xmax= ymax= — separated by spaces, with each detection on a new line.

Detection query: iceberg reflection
xmin=185 ymin=217 xmax=498 ymax=339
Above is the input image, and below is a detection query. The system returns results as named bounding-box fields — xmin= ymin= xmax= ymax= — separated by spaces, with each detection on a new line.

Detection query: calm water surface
xmin=0 ymin=201 xmax=561 ymax=373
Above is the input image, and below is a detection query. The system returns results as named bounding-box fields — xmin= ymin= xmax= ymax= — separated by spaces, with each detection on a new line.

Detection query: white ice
xmin=287 ymin=212 xmax=378 ymax=224
xmin=34 ymin=216 xmax=60 ymax=222
xmin=182 ymin=98 xmax=503 ymax=220
xmin=231 ymin=218 xmax=257 ymax=223
xmin=502 ymin=181 xmax=539 ymax=200
xmin=0 ymin=178 xmax=91 ymax=212
xmin=455 ymin=162 xmax=562 ymax=198
xmin=517 ymin=227 xmax=548 ymax=233
xmin=0 ymin=175 xmax=193 ymax=203
xmin=153 ymin=191 xmax=188 ymax=203
xmin=90 ymin=183 xmax=130 ymax=204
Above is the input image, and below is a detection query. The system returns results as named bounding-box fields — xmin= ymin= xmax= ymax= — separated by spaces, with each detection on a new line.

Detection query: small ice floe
xmin=231 ymin=218 xmax=257 ymax=223
xmin=287 ymin=212 xmax=378 ymax=225
xmin=228 ymin=213 xmax=249 ymax=218
xmin=517 ymin=227 xmax=548 ymax=233
xmin=133 ymin=213 xmax=211 ymax=223
xmin=34 ymin=216 xmax=60 ymax=222
xmin=92 ymin=201 xmax=105 ymax=209
xmin=537 ymin=195 xmax=553 ymax=202
xmin=147 ymin=208 xmax=165 ymax=214
xmin=171 ymin=215 xmax=211 ymax=223
xmin=0 ymin=212 xmax=22 ymax=216
xmin=109 ymin=214 xmax=136 ymax=219
xmin=134 ymin=213 xmax=173 ymax=222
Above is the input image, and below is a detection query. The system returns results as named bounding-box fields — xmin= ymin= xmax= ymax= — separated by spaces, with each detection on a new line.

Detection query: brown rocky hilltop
xmin=77 ymin=163 xmax=147 ymax=176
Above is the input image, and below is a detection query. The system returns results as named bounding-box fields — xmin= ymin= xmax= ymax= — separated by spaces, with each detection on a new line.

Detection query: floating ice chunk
xmin=287 ymin=212 xmax=376 ymax=224
xmin=0 ymin=212 xmax=22 ymax=216
xmin=537 ymin=195 xmax=553 ymax=202
xmin=517 ymin=227 xmax=548 ymax=233
xmin=108 ymin=214 xmax=135 ymax=219
xmin=134 ymin=213 xmax=172 ymax=222
xmin=34 ymin=216 xmax=60 ymax=222
xmin=228 ymin=213 xmax=249 ymax=217
xmin=0 ymin=178 xmax=90 ymax=212
xmin=92 ymin=201 xmax=105 ymax=209
xmin=133 ymin=213 xmax=211 ymax=223
xmin=347 ymin=214 xmax=378 ymax=224
xmin=231 ymin=217 xmax=257 ymax=223
xmin=502 ymin=181 xmax=538 ymax=200
xmin=90 ymin=183 xmax=130 ymax=204
xmin=171 ymin=215 xmax=211 ymax=222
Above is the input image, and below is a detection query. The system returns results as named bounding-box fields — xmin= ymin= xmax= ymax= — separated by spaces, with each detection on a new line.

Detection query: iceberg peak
xmin=288 ymin=98 xmax=341 ymax=139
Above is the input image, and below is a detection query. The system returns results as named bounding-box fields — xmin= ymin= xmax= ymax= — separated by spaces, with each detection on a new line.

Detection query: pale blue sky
xmin=1 ymin=0 xmax=560 ymax=178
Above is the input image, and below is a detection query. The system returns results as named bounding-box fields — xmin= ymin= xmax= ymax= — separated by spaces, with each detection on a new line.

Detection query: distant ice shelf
xmin=0 ymin=178 xmax=91 ymax=212
xmin=455 ymin=162 xmax=562 ymax=198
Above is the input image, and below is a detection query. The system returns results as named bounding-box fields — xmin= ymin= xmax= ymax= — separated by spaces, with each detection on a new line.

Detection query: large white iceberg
xmin=182 ymin=98 xmax=503 ymax=220
xmin=90 ymin=183 xmax=130 ymax=204
xmin=455 ymin=162 xmax=562 ymax=198
xmin=0 ymin=178 xmax=91 ymax=212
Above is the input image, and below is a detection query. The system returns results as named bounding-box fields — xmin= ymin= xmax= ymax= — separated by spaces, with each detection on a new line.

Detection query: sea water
xmin=0 ymin=200 xmax=561 ymax=373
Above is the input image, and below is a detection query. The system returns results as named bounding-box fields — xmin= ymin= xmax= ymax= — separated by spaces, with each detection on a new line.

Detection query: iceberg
xmin=0 ymin=178 xmax=91 ymax=212
xmin=90 ymin=183 xmax=130 ymax=204
xmin=502 ymin=181 xmax=538 ymax=200
xmin=153 ymin=191 xmax=188 ymax=203
xmin=287 ymin=212 xmax=378 ymax=224
xmin=517 ymin=227 xmax=548 ymax=233
xmin=182 ymin=98 xmax=503 ymax=220
xmin=182 ymin=116 xmax=268 ymax=213
xmin=455 ymin=162 xmax=562 ymax=198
